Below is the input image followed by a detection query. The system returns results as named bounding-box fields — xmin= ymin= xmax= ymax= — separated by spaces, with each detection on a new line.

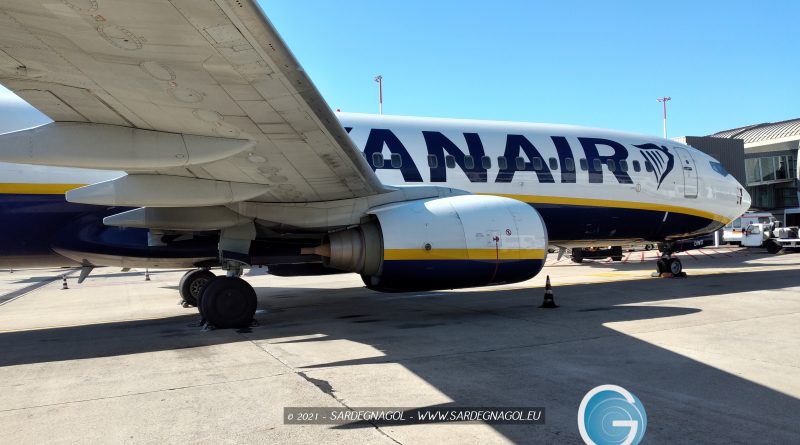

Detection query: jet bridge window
xmin=593 ymin=159 xmax=602 ymax=171
xmin=427 ymin=154 xmax=438 ymax=168
xmin=390 ymin=153 xmax=402 ymax=168
xmin=564 ymin=157 xmax=575 ymax=172
xmin=445 ymin=155 xmax=456 ymax=168
xmin=579 ymin=158 xmax=588 ymax=171
xmin=464 ymin=155 xmax=475 ymax=170
xmin=632 ymin=160 xmax=641 ymax=172
xmin=606 ymin=159 xmax=617 ymax=172
xmin=372 ymin=153 xmax=384 ymax=168
xmin=533 ymin=157 xmax=543 ymax=171
xmin=548 ymin=157 xmax=558 ymax=170
xmin=515 ymin=157 xmax=526 ymax=170
xmin=481 ymin=156 xmax=492 ymax=169
xmin=497 ymin=156 xmax=508 ymax=170
xmin=645 ymin=161 xmax=654 ymax=172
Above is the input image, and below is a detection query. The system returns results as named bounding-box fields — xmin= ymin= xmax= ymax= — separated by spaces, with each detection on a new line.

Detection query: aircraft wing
xmin=0 ymin=0 xmax=388 ymax=204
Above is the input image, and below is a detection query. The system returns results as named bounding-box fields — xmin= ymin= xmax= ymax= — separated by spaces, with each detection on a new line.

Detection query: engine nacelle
xmin=315 ymin=195 xmax=548 ymax=291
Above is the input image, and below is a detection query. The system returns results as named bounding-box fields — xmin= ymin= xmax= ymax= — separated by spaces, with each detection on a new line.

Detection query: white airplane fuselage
xmin=339 ymin=113 xmax=749 ymax=245
xmin=0 ymin=113 xmax=750 ymax=267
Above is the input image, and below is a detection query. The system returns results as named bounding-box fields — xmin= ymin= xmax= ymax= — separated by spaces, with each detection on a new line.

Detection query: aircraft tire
xmin=199 ymin=277 xmax=257 ymax=329
xmin=179 ymin=269 xmax=216 ymax=307
xmin=668 ymin=258 xmax=682 ymax=275
xmin=656 ymin=259 xmax=667 ymax=274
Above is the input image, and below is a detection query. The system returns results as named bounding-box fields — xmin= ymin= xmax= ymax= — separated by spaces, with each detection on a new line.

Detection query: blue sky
xmin=2 ymin=1 xmax=797 ymax=137
xmin=261 ymin=0 xmax=799 ymax=136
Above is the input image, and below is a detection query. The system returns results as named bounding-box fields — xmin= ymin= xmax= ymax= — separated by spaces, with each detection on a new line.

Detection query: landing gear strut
xmin=178 ymin=269 xmax=215 ymax=307
xmin=197 ymin=261 xmax=257 ymax=329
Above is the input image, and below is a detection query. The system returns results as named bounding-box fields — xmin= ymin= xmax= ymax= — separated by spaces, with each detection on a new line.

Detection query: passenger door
xmin=673 ymin=147 xmax=698 ymax=198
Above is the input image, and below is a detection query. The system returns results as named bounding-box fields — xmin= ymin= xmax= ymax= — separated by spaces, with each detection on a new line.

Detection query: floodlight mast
xmin=657 ymin=96 xmax=671 ymax=139
xmin=374 ymin=75 xmax=383 ymax=115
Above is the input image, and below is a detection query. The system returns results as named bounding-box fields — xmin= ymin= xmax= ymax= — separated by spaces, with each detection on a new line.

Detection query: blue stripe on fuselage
xmin=533 ymin=203 xmax=722 ymax=242
xmin=0 ymin=194 xmax=113 ymax=257
xmin=0 ymin=194 xmax=721 ymax=266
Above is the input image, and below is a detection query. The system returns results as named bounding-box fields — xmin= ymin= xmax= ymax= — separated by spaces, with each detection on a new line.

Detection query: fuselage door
xmin=673 ymin=146 xmax=698 ymax=198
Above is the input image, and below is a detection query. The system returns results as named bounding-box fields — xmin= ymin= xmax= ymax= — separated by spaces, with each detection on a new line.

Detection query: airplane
xmin=0 ymin=1 xmax=750 ymax=329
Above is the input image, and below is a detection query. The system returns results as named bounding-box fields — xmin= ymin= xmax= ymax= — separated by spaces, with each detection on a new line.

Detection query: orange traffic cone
xmin=539 ymin=275 xmax=558 ymax=308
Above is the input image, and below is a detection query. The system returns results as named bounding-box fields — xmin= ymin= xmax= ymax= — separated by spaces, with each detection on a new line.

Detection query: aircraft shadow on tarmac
xmin=0 ymin=268 xmax=798 ymax=443
xmin=566 ymin=249 xmax=800 ymax=270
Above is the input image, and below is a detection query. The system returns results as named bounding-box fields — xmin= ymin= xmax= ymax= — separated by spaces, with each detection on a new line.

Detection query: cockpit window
xmin=710 ymin=161 xmax=730 ymax=177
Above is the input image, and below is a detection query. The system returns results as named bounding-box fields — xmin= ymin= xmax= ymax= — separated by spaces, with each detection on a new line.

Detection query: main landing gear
xmin=178 ymin=269 xmax=215 ymax=307
xmin=180 ymin=263 xmax=258 ymax=329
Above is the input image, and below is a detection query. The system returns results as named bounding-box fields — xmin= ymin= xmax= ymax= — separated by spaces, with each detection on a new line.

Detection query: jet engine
xmin=305 ymin=195 xmax=548 ymax=291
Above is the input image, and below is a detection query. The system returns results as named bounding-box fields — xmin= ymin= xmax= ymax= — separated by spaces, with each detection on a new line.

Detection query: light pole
xmin=657 ymin=96 xmax=671 ymax=139
xmin=374 ymin=75 xmax=383 ymax=115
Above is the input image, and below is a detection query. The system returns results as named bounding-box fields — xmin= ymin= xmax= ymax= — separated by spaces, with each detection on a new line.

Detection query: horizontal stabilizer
xmin=0 ymin=122 xmax=255 ymax=170
xmin=66 ymin=175 xmax=268 ymax=207
xmin=104 ymin=207 xmax=253 ymax=231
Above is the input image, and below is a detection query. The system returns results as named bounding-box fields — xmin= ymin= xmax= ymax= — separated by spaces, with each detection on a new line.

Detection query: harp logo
xmin=634 ymin=144 xmax=674 ymax=189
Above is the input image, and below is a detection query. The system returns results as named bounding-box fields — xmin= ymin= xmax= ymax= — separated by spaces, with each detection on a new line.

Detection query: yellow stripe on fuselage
xmin=484 ymin=193 xmax=731 ymax=225
xmin=0 ymin=183 xmax=85 ymax=195
xmin=384 ymin=248 xmax=546 ymax=261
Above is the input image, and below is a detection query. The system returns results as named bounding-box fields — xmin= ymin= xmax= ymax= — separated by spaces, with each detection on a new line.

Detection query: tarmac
xmin=0 ymin=246 xmax=799 ymax=444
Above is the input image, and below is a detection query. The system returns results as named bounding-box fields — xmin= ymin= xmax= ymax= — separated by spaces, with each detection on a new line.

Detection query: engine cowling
xmin=313 ymin=195 xmax=548 ymax=291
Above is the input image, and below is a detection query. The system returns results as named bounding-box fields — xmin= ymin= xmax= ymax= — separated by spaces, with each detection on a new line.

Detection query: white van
xmin=723 ymin=212 xmax=776 ymax=244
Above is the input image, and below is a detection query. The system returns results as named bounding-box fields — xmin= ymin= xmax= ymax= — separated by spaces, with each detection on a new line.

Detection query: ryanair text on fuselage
xmin=345 ymin=127 xmax=675 ymax=189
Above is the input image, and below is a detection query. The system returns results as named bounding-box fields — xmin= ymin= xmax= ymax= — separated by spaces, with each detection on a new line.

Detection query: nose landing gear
xmin=653 ymin=245 xmax=685 ymax=278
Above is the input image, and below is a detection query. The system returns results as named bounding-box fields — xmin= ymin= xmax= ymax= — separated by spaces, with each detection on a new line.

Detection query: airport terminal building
xmin=678 ymin=118 xmax=800 ymax=221
xmin=711 ymin=119 xmax=799 ymax=212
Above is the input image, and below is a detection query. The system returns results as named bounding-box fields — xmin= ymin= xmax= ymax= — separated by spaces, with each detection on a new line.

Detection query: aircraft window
xmin=372 ymin=153 xmax=383 ymax=168
xmin=481 ymin=156 xmax=492 ymax=169
xmin=515 ymin=157 xmax=526 ymax=170
xmin=619 ymin=160 xmax=629 ymax=172
xmin=445 ymin=155 xmax=456 ymax=168
xmin=497 ymin=156 xmax=508 ymax=170
xmin=645 ymin=161 xmax=654 ymax=172
xmin=391 ymin=153 xmax=402 ymax=168
xmin=427 ymin=154 xmax=438 ymax=168
xmin=533 ymin=157 xmax=543 ymax=171
xmin=548 ymin=157 xmax=558 ymax=170
xmin=464 ymin=155 xmax=475 ymax=169
xmin=593 ymin=159 xmax=602 ymax=171
xmin=579 ymin=158 xmax=588 ymax=171
xmin=632 ymin=160 xmax=641 ymax=172
xmin=565 ymin=158 xmax=575 ymax=172
xmin=606 ymin=159 xmax=616 ymax=172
